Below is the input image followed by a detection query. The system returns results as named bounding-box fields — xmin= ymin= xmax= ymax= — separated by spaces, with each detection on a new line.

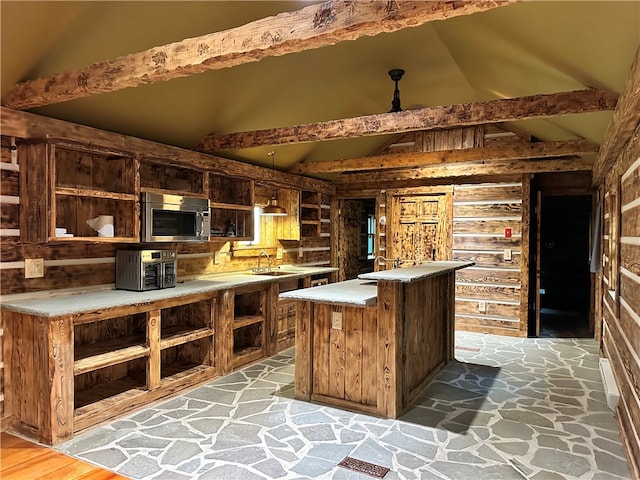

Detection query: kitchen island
xmin=280 ymin=261 xmax=473 ymax=418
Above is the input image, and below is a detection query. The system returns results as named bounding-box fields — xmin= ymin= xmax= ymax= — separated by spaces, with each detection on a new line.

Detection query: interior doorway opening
xmin=537 ymin=194 xmax=593 ymax=338
xmin=337 ymin=198 xmax=377 ymax=281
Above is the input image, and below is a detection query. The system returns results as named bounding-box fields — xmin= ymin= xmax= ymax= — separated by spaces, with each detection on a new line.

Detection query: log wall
xmin=452 ymin=178 xmax=529 ymax=336
xmin=600 ymin=125 xmax=640 ymax=479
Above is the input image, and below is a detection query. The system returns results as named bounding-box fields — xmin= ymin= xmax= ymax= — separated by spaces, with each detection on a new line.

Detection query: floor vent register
xmin=338 ymin=456 xmax=390 ymax=478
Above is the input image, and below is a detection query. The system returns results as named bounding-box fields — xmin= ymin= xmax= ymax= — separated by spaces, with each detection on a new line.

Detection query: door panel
xmin=391 ymin=194 xmax=451 ymax=265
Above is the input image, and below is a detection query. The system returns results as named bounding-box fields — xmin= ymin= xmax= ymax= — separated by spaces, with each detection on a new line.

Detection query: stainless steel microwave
xmin=141 ymin=192 xmax=210 ymax=242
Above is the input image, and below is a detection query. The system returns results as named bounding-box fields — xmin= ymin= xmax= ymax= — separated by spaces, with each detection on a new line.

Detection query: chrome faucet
xmin=374 ymin=256 xmax=402 ymax=269
xmin=374 ymin=256 xmax=419 ymax=269
xmin=254 ymin=250 xmax=272 ymax=273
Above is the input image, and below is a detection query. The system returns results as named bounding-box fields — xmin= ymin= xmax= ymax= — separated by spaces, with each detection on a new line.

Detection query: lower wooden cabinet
xmin=276 ymin=277 xmax=304 ymax=351
xmin=3 ymin=293 xmax=220 ymax=445
xmin=231 ymin=285 xmax=267 ymax=369
xmin=2 ymin=273 xmax=333 ymax=445
xmin=277 ymin=301 xmax=297 ymax=351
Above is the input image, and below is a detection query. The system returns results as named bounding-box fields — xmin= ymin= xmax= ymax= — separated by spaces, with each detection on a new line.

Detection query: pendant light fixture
xmin=388 ymin=68 xmax=405 ymax=113
xmin=261 ymin=150 xmax=287 ymax=216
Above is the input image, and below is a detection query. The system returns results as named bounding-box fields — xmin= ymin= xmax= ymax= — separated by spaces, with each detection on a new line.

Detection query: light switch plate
xmin=25 ymin=258 xmax=44 ymax=278
xmin=213 ymin=251 xmax=221 ymax=265
xmin=504 ymin=248 xmax=512 ymax=261
xmin=478 ymin=301 xmax=487 ymax=313
xmin=298 ymin=247 xmax=304 ymax=258
xmin=331 ymin=311 xmax=343 ymax=330
xmin=276 ymin=248 xmax=283 ymax=259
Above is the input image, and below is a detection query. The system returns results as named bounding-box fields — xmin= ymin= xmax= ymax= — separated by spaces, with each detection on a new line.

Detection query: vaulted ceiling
xmin=1 ymin=1 xmax=639 ymax=177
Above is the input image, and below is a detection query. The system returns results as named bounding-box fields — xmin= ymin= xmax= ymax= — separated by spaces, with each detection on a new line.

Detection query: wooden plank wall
xmin=0 ymin=136 xmax=18 ymax=422
xmin=452 ymin=178 xmax=528 ymax=336
xmin=600 ymin=124 xmax=640 ymax=478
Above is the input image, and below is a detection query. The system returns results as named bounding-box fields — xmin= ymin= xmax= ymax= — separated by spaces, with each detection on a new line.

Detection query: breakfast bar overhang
xmin=279 ymin=261 xmax=473 ymax=418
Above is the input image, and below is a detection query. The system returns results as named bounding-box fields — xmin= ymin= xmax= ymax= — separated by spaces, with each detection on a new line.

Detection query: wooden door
xmin=390 ymin=194 xmax=451 ymax=264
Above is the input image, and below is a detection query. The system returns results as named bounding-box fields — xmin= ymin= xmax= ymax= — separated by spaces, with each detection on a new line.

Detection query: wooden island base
xmin=286 ymin=262 xmax=472 ymax=418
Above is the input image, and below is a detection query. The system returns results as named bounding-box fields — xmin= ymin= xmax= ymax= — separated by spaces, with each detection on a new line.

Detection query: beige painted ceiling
xmin=1 ymin=1 xmax=639 ymax=176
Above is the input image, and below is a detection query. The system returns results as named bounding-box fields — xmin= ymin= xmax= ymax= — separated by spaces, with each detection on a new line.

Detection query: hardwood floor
xmin=1 ymin=432 xmax=128 ymax=480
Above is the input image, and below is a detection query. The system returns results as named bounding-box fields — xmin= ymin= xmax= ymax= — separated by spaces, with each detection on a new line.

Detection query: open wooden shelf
xmin=233 ymin=314 xmax=264 ymax=330
xmin=74 ymin=344 xmax=149 ymax=375
xmin=209 ymin=173 xmax=255 ymax=241
xmin=160 ymin=364 xmax=216 ymax=383
xmin=209 ymin=202 xmax=253 ymax=211
xmin=74 ymin=376 xmax=146 ymax=411
xmin=160 ymin=336 xmax=213 ymax=379
xmin=232 ymin=346 xmax=264 ymax=368
xmin=140 ymin=160 xmax=205 ymax=195
xmin=160 ymin=325 xmax=214 ymax=350
xmin=139 ymin=186 xmax=208 ymax=199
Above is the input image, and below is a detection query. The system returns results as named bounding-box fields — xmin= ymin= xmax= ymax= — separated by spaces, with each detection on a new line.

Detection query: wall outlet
xmin=331 ymin=311 xmax=343 ymax=330
xmin=504 ymin=248 xmax=512 ymax=261
xmin=478 ymin=301 xmax=487 ymax=313
xmin=276 ymin=247 xmax=283 ymax=260
xmin=298 ymin=247 xmax=304 ymax=258
xmin=213 ymin=251 xmax=221 ymax=265
xmin=25 ymin=258 xmax=44 ymax=278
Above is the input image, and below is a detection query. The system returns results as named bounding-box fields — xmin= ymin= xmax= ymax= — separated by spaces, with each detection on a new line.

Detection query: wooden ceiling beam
xmin=592 ymin=46 xmax=640 ymax=186
xmin=200 ymin=89 xmax=617 ymax=151
xmin=291 ymin=139 xmax=598 ymax=174
xmin=333 ymin=157 xmax=594 ymax=185
xmin=1 ymin=0 xmax=514 ymax=110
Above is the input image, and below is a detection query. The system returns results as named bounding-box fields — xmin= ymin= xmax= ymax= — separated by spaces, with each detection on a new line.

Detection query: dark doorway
xmin=538 ymin=195 xmax=592 ymax=337
xmin=337 ymin=198 xmax=376 ymax=281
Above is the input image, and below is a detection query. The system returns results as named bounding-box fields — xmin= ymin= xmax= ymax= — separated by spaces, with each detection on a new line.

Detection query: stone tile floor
xmin=56 ymin=332 xmax=632 ymax=479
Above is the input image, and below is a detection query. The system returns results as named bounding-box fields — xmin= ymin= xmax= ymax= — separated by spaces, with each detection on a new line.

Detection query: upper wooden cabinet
xmin=20 ymin=139 xmax=139 ymax=243
xmin=139 ymin=159 xmax=206 ymax=197
xmin=208 ymin=173 xmax=255 ymax=241
xmin=299 ymin=190 xmax=331 ymax=239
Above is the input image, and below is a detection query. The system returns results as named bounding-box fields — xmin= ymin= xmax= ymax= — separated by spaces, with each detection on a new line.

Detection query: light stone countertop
xmin=278 ymin=278 xmax=378 ymax=307
xmin=358 ymin=261 xmax=474 ymax=283
xmin=0 ymin=266 xmax=337 ymax=318
xmin=278 ymin=262 xmax=473 ymax=307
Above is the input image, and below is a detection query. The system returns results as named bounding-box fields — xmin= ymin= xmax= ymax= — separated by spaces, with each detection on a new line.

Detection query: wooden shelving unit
xmin=300 ymin=190 xmax=321 ymax=238
xmin=1 ymin=293 xmax=219 ymax=444
xmin=298 ymin=190 xmax=332 ymax=242
xmin=232 ymin=285 xmax=267 ymax=368
xmin=159 ymin=300 xmax=215 ymax=379
xmin=209 ymin=173 xmax=255 ymax=241
xmin=139 ymin=159 xmax=206 ymax=197
xmin=19 ymin=139 xmax=139 ymax=243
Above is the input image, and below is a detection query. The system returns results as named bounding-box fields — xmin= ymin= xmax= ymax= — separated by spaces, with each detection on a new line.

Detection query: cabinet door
xmin=391 ymin=194 xmax=451 ymax=263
